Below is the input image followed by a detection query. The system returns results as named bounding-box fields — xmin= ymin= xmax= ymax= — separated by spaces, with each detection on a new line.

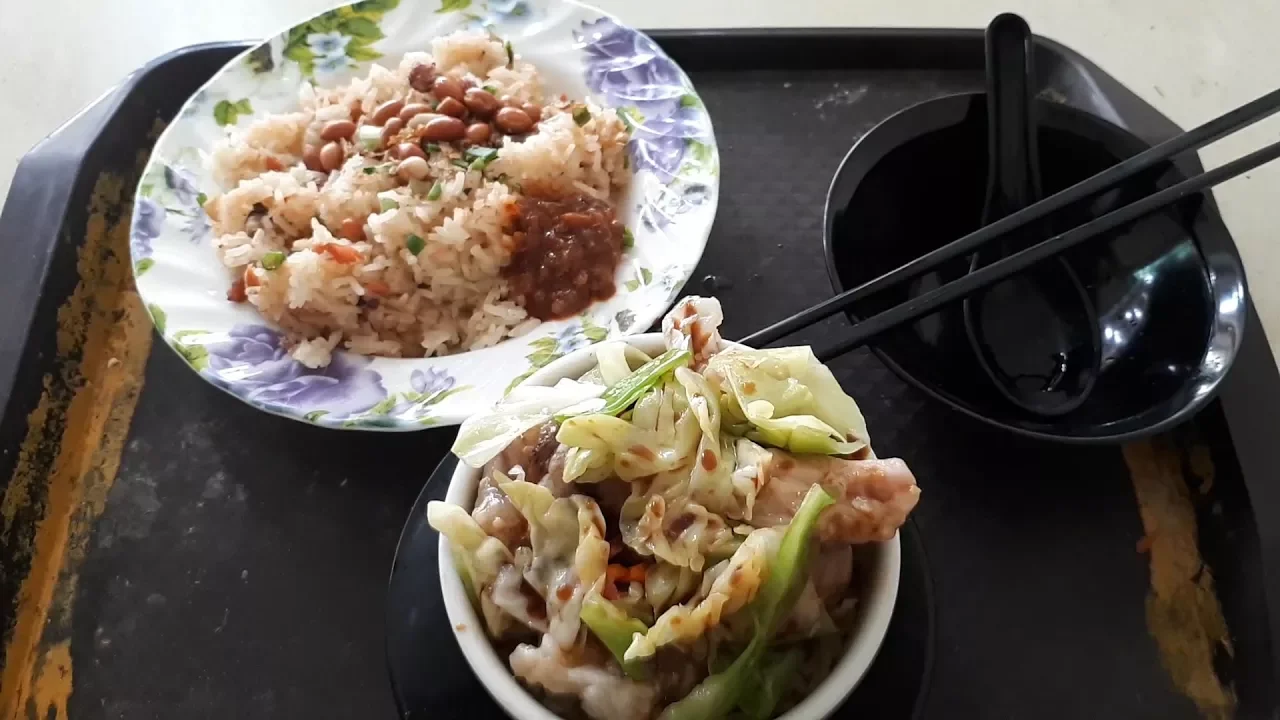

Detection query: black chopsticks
xmin=740 ymin=86 xmax=1280 ymax=355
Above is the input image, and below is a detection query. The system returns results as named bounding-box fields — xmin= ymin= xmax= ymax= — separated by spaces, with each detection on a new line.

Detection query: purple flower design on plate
xmin=575 ymin=18 xmax=685 ymax=117
xmin=182 ymin=209 xmax=212 ymax=245
xmin=552 ymin=323 xmax=590 ymax=355
xmin=575 ymin=19 xmax=711 ymax=183
xmin=163 ymin=164 xmax=212 ymax=243
xmin=411 ymin=367 xmax=456 ymax=397
xmin=382 ymin=366 xmax=461 ymax=422
xmin=131 ymin=197 xmax=163 ymax=260
xmin=203 ymin=325 xmax=387 ymax=418
xmin=629 ymin=104 xmax=711 ymax=182
xmin=164 ymin=165 xmax=200 ymax=206
xmin=640 ymin=179 xmax=713 ymax=232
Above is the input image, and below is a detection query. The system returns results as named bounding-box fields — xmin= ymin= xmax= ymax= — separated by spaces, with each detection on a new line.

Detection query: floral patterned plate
xmin=131 ymin=0 xmax=718 ymax=430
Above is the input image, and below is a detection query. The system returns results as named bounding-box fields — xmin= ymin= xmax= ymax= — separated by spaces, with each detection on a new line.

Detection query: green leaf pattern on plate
xmin=617 ymin=106 xmax=643 ymax=131
xmin=173 ymin=330 xmax=211 ymax=371
xmin=342 ymin=385 xmax=470 ymax=427
xmin=148 ymin=304 xmax=167 ymax=334
xmin=245 ymin=44 xmax=275 ymax=74
xmin=437 ymin=0 xmax=472 ymax=13
xmin=506 ymin=317 xmax=609 ymax=393
xmin=683 ymin=139 xmax=719 ymax=179
xmin=623 ymin=266 xmax=653 ymax=292
xmin=213 ymin=98 xmax=254 ymax=126
xmin=280 ymin=0 xmax=401 ymax=77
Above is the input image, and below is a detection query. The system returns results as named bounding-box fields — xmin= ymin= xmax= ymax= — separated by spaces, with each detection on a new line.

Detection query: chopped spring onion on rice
xmin=261 ymin=251 xmax=285 ymax=270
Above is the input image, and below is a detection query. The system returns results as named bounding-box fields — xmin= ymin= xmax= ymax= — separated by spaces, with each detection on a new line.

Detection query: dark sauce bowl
xmin=824 ymin=92 xmax=1247 ymax=443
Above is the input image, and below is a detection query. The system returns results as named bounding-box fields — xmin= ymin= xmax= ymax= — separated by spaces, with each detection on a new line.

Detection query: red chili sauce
xmin=503 ymin=193 xmax=624 ymax=320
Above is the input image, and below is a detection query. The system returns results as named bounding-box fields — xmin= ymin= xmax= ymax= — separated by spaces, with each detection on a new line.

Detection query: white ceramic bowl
xmin=437 ymin=333 xmax=902 ymax=720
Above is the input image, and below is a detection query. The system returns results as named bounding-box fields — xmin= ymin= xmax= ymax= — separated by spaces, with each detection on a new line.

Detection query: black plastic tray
xmin=1 ymin=29 xmax=1278 ymax=719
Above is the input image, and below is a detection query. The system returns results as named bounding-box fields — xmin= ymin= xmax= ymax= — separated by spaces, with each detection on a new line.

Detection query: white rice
xmin=203 ymin=30 xmax=631 ymax=368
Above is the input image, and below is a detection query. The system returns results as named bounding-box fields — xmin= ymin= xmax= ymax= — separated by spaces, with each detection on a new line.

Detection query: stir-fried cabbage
xmin=500 ymin=480 xmax=610 ymax=649
xmin=644 ymin=562 xmax=701 ymax=614
xmin=553 ymin=367 xmax=706 ymax=485
xmin=624 ymin=527 xmax=782 ymax=661
xmin=594 ymin=342 xmax=654 ymax=387
xmin=453 ymin=379 xmax=607 ymax=468
xmin=657 ymin=485 xmax=836 ymax=720
xmin=663 ymin=296 xmax=725 ymax=369
xmin=631 ymin=381 xmax=701 ymax=462
xmin=705 ymin=347 xmax=872 ymax=457
xmin=558 ymin=413 xmax=699 ymax=482
xmin=619 ymin=472 xmax=739 ymax=571
xmin=729 ymin=438 xmax=772 ymax=521
xmin=435 ymin=297 xmax=922 ymax=720
xmin=676 ymin=367 xmax=738 ymax=517
xmin=580 ymin=592 xmax=651 ymax=678
xmin=487 ymin=558 xmax=548 ymax=636
xmin=427 ymin=501 xmax=512 ymax=605
xmin=510 ymin=633 xmax=658 ymax=720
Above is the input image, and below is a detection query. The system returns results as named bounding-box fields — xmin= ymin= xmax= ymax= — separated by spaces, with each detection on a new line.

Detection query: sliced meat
xmin=750 ymin=453 xmax=920 ymax=543
xmin=510 ymin=634 xmax=657 ymax=720
xmin=581 ymin=477 xmax=632 ymax=521
xmin=488 ymin=563 xmax=550 ymax=633
xmin=483 ymin=421 xmax=559 ymax=485
xmin=776 ymin=578 xmax=837 ymax=639
xmin=530 ymin=421 xmax=560 ymax=477
xmin=473 ymin=473 xmax=529 ymax=550
xmin=475 ymin=422 xmax=568 ymax=546
xmin=539 ymin=444 xmax=573 ymax=498
xmin=810 ymin=543 xmax=855 ymax=605
xmin=650 ymin=648 xmax=704 ymax=706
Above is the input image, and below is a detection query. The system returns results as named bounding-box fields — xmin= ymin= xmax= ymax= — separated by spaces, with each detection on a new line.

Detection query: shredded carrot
xmin=264 ymin=156 xmax=284 ymax=171
xmin=363 ymin=279 xmax=391 ymax=296
xmin=606 ymin=564 xmax=629 ymax=586
xmin=243 ymin=266 xmax=261 ymax=288
xmin=226 ymin=279 xmax=247 ymax=303
xmin=320 ymin=243 xmax=362 ymax=264
xmin=606 ymin=563 xmax=649 ymax=590
xmin=602 ymin=583 xmax=619 ymax=601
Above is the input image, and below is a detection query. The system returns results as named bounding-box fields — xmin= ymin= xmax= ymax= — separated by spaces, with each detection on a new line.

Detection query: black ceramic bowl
xmin=824 ymin=92 xmax=1247 ymax=443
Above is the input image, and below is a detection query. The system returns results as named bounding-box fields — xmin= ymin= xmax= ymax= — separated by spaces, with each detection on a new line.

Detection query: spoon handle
xmin=982 ymin=12 xmax=1042 ymax=225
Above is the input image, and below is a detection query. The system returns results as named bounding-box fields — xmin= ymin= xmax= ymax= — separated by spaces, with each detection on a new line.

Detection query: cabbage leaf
xmin=452 ymin=379 xmax=606 ymax=468
xmin=705 ymin=347 xmax=872 ymax=457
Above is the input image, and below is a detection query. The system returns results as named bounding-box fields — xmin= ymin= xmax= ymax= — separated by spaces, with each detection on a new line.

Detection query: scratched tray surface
xmin=0 ymin=32 xmax=1268 ymax=720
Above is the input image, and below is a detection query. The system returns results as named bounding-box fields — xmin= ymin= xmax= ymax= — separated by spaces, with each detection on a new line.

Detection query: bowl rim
xmin=436 ymin=332 xmax=902 ymax=720
xmin=821 ymin=90 xmax=1247 ymax=444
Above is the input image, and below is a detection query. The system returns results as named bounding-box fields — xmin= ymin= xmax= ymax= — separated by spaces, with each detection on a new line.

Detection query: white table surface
xmin=3 ymin=0 xmax=1279 ymax=362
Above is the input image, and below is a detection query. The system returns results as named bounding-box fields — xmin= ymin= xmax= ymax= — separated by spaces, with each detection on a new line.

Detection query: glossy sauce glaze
xmin=503 ymin=192 xmax=624 ymax=320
